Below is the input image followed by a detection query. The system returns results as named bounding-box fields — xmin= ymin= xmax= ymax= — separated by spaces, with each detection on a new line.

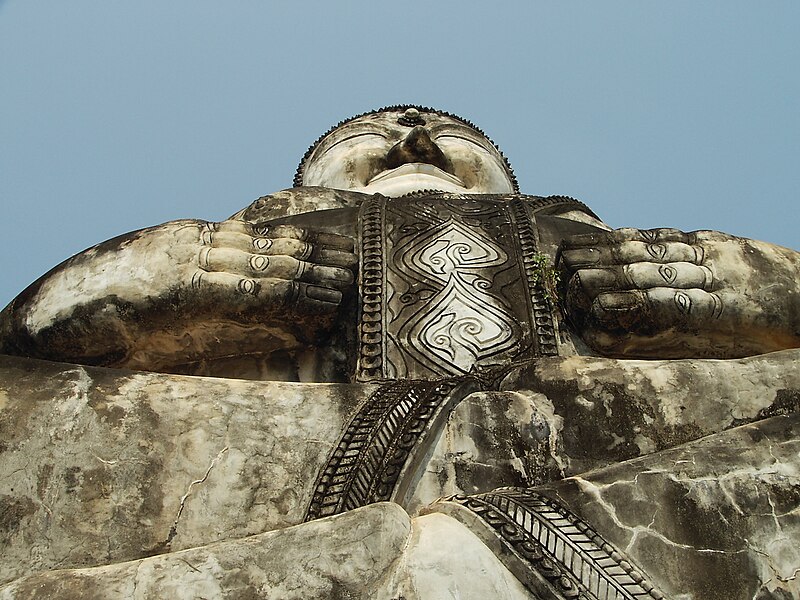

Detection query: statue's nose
xmin=385 ymin=126 xmax=453 ymax=173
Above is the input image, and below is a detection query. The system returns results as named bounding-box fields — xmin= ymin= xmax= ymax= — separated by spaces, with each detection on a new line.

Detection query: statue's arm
xmin=0 ymin=218 xmax=355 ymax=369
xmin=558 ymin=228 xmax=800 ymax=358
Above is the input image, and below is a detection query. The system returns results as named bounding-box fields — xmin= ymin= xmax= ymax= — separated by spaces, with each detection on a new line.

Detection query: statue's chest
xmin=357 ymin=195 xmax=558 ymax=381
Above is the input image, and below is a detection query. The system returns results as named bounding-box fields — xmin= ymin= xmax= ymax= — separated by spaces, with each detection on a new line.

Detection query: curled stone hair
xmin=293 ymin=104 xmax=520 ymax=193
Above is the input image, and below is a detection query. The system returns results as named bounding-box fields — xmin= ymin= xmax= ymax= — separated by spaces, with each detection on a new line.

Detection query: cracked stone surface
xmin=410 ymin=350 xmax=800 ymax=511
xmin=0 ymin=503 xmax=532 ymax=600
xmin=538 ymin=414 xmax=800 ymax=599
xmin=3 ymin=350 xmax=800 ymax=597
xmin=0 ymin=502 xmax=411 ymax=599
xmin=1 ymin=105 xmax=798 ymax=597
xmin=0 ymin=354 xmax=373 ymax=585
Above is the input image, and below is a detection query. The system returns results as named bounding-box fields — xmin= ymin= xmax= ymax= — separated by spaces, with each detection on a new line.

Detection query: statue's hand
xmin=558 ymin=227 xmax=800 ymax=358
xmin=191 ymin=221 xmax=356 ymax=314
xmin=0 ymin=218 xmax=357 ymax=368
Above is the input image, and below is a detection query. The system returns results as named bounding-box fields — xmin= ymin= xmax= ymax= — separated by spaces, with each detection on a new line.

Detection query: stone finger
xmin=309 ymin=232 xmax=356 ymax=252
xmin=204 ymin=231 xmax=263 ymax=252
xmin=256 ymin=224 xmax=308 ymax=240
xmin=295 ymin=261 xmax=355 ymax=289
xmin=614 ymin=228 xmax=694 ymax=244
xmin=191 ymin=271 xmax=341 ymax=312
xmin=191 ymin=270 xmax=264 ymax=297
xmin=217 ymin=221 xmax=309 ymax=240
xmin=561 ymin=241 xmax=704 ymax=268
xmin=590 ymin=288 xmax=724 ymax=331
xmin=562 ymin=228 xmax=694 ymax=251
xmin=312 ymin=247 xmax=359 ymax=268
xmin=257 ymin=255 xmax=353 ymax=289
xmin=623 ymin=262 xmax=713 ymax=290
xmin=559 ymin=231 xmax=616 ymax=250
xmin=255 ymin=238 xmax=314 ymax=258
xmin=567 ymin=268 xmax=624 ymax=297
xmin=572 ymin=263 xmax=713 ymax=294
xmin=209 ymin=231 xmax=322 ymax=260
xmin=213 ymin=220 xmax=251 ymax=235
xmin=264 ymin=279 xmax=343 ymax=311
xmin=198 ymin=247 xmax=289 ymax=279
xmin=646 ymin=287 xmax=724 ymax=321
xmin=217 ymin=219 xmax=354 ymax=250
xmin=565 ymin=271 xmax=592 ymax=317
xmin=589 ymin=290 xmax=649 ymax=331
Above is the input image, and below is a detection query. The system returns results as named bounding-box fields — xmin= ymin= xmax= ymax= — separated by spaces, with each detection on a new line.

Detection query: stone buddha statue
xmin=1 ymin=106 xmax=799 ymax=599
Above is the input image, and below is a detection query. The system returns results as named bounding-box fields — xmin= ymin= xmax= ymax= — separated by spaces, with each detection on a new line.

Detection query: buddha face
xmin=300 ymin=109 xmax=516 ymax=196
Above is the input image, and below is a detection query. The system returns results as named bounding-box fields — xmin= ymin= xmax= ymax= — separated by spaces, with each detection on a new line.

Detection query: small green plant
xmin=529 ymin=252 xmax=560 ymax=303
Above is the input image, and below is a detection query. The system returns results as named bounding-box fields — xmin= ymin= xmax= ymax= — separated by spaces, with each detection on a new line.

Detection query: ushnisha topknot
xmin=293 ymin=104 xmax=519 ymax=193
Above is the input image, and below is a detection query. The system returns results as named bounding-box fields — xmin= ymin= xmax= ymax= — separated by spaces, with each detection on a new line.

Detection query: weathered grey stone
xmin=535 ymin=414 xmax=800 ymax=599
xmin=0 ymin=502 xmax=538 ymax=600
xmin=376 ymin=513 xmax=532 ymax=600
xmin=0 ymin=354 xmax=374 ymax=584
xmin=410 ymin=350 xmax=800 ymax=510
xmin=0 ymin=502 xmax=412 ymax=599
xmin=1 ymin=104 xmax=798 ymax=598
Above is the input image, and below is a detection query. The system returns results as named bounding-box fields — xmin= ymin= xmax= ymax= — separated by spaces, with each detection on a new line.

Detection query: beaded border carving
xmin=448 ymin=488 xmax=666 ymax=600
xmin=305 ymin=378 xmax=461 ymax=521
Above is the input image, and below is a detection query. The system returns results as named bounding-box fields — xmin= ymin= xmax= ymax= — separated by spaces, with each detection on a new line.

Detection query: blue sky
xmin=1 ymin=1 xmax=798 ymax=307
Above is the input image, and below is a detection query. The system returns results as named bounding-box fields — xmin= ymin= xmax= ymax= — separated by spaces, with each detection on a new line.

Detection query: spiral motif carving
xmin=358 ymin=193 xmax=592 ymax=379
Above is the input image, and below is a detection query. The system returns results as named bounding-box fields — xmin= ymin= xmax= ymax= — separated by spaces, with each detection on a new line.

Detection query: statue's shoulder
xmin=519 ymin=194 xmax=609 ymax=231
xmin=229 ymin=186 xmax=371 ymax=222
xmin=517 ymin=194 xmax=598 ymax=219
xmin=417 ymin=191 xmax=600 ymax=221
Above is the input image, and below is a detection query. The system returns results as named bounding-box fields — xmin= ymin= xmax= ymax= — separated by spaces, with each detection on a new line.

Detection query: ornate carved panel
xmin=357 ymin=193 xmax=559 ymax=381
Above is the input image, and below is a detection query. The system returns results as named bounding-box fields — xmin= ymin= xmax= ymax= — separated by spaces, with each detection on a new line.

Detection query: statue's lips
xmin=367 ymin=163 xmax=465 ymax=187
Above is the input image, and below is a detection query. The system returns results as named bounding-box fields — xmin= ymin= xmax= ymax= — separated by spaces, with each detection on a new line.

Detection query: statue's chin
xmin=359 ymin=163 xmax=468 ymax=197
xmin=360 ymin=176 xmax=467 ymax=197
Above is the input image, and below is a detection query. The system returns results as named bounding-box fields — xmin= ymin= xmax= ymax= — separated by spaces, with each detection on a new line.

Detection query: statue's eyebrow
xmin=324 ymin=131 xmax=389 ymax=152
xmin=433 ymin=132 xmax=494 ymax=151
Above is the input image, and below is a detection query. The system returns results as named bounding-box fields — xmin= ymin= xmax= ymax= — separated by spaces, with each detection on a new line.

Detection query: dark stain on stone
xmin=133 ymin=397 xmax=161 ymax=432
xmin=525 ymin=442 xmax=562 ymax=486
xmin=37 ymin=463 xmax=53 ymax=499
xmin=11 ymin=569 xmax=109 ymax=599
xmin=764 ymin=480 xmax=800 ymax=515
xmin=531 ymin=377 xmax=660 ymax=466
xmin=755 ymin=586 xmax=795 ymax=600
xmin=458 ymin=397 xmax=524 ymax=492
xmin=216 ymin=579 xmax=262 ymax=600
xmin=0 ymin=495 xmax=36 ymax=541
xmin=330 ymin=578 xmax=361 ymax=599
xmin=747 ymin=427 xmax=765 ymax=443
xmin=731 ymin=388 xmax=800 ymax=429
xmin=737 ymin=239 xmax=800 ymax=341
xmin=758 ymin=389 xmax=800 ymax=420
xmin=78 ymin=467 xmax=112 ymax=502
xmin=0 ymin=360 xmax=75 ymax=444
xmin=446 ymin=393 xmax=561 ymax=492
xmin=491 ymin=394 xmax=562 ymax=486
xmin=455 ymin=459 xmax=525 ymax=495
xmin=650 ymin=422 xmax=707 ymax=452
xmin=87 ymin=395 xmax=127 ymax=427
xmin=666 ymin=483 xmax=748 ymax=549
xmin=90 ymin=370 xmax=139 ymax=401
xmin=64 ymin=466 xmax=82 ymax=494
xmin=330 ymin=384 xmax=373 ymax=426
xmin=136 ymin=452 xmax=168 ymax=547
xmin=647 ymin=477 xmax=759 ymax=599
